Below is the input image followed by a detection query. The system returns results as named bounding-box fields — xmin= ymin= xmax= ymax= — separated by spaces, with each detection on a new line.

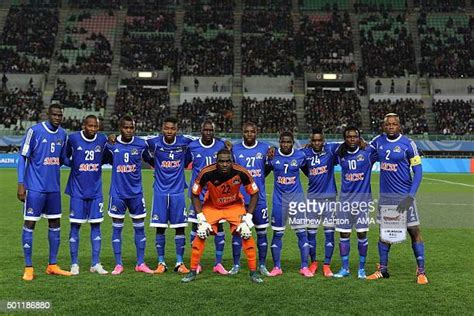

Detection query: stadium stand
xmin=304 ymin=91 xmax=362 ymax=133
xmin=241 ymin=97 xmax=297 ymax=133
xmin=112 ymin=86 xmax=170 ymax=132
xmin=418 ymin=13 xmax=473 ymax=78
xmin=0 ymin=6 xmax=58 ymax=73
xmin=354 ymin=0 xmax=407 ymax=12
xmin=176 ymin=97 xmax=234 ymax=133
xmin=295 ymin=13 xmax=355 ymax=73
xmin=242 ymin=11 xmax=293 ymax=34
xmin=299 ymin=0 xmax=349 ymax=11
xmin=58 ymin=10 xmax=116 ymax=75
xmin=432 ymin=99 xmax=473 ymax=135
xmin=369 ymin=98 xmax=429 ymax=134
xmin=121 ymin=6 xmax=177 ymax=71
xmin=413 ymin=0 xmax=466 ymax=12
xmin=0 ymin=87 xmax=43 ymax=131
xmin=359 ymin=13 xmax=417 ymax=77
xmin=243 ymin=0 xmax=291 ymax=10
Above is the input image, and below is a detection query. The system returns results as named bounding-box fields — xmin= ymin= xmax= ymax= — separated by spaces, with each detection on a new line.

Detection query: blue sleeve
xmin=369 ymin=145 xmax=378 ymax=164
xmin=60 ymin=135 xmax=69 ymax=166
xmin=142 ymin=145 xmax=154 ymax=165
xmin=184 ymin=147 xmax=192 ymax=166
xmin=17 ymin=155 xmax=26 ymax=184
xmin=63 ymin=136 xmax=73 ymax=167
xmin=101 ymin=149 xmax=113 ymax=165
xmin=410 ymin=164 xmax=422 ymax=197
xmin=326 ymin=142 xmax=341 ymax=155
xmin=19 ymin=128 xmax=36 ymax=158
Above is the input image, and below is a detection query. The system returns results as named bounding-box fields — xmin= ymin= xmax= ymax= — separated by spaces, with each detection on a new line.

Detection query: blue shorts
xmin=306 ymin=198 xmax=337 ymax=229
xmin=69 ymin=196 xmax=104 ymax=224
xmin=335 ymin=200 xmax=372 ymax=233
xmin=150 ymin=193 xmax=188 ymax=228
xmin=24 ymin=190 xmax=62 ymax=221
xmin=108 ymin=195 xmax=146 ymax=219
xmin=188 ymin=203 xmax=197 ymax=223
xmin=271 ymin=194 xmax=307 ymax=231
xmin=246 ymin=202 xmax=270 ymax=229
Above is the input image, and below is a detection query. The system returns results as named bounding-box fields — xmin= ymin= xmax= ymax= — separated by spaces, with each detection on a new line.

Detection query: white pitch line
xmin=424 ymin=177 xmax=474 ymax=188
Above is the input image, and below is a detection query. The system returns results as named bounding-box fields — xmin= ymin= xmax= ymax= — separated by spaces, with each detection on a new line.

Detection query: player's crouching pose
xmin=181 ymin=149 xmax=263 ymax=283
xmin=18 ymin=104 xmax=72 ymax=281
xmin=106 ymin=116 xmax=155 ymax=275
xmin=367 ymin=114 xmax=428 ymax=284
xmin=66 ymin=115 xmax=110 ymax=275
xmin=334 ymin=127 xmax=377 ymax=279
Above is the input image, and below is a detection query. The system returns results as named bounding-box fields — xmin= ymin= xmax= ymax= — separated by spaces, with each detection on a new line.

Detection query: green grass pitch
xmin=0 ymin=169 xmax=473 ymax=314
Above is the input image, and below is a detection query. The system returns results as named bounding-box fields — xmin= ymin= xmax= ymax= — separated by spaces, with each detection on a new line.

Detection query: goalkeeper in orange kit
xmin=181 ymin=149 xmax=263 ymax=283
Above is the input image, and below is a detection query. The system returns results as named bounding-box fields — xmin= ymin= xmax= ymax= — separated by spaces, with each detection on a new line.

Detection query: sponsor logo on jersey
xmin=393 ymin=146 xmax=402 ymax=153
xmin=79 ymin=163 xmax=100 ymax=172
xmin=345 ymin=173 xmax=365 ymax=182
xmin=94 ymin=145 xmax=102 ymax=152
xmin=43 ymin=157 xmax=60 ymax=165
xmin=249 ymin=169 xmax=262 ymax=177
xmin=277 ymin=176 xmax=296 ymax=185
xmin=380 ymin=162 xmax=398 ymax=172
xmin=356 ymin=154 xmax=365 ymax=162
xmin=116 ymin=164 xmax=137 ymax=173
xmin=256 ymin=153 xmax=263 ymax=159
xmin=161 ymin=160 xmax=181 ymax=168
xmin=217 ymin=196 xmax=237 ymax=204
xmin=290 ymin=159 xmax=298 ymax=167
xmin=309 ymin=165 xmax=328 ymax=176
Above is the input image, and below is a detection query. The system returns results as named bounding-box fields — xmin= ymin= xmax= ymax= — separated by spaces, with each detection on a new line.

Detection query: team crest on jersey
xmin=213 ymin=152 xmax=218 ymax=158
xmin=290 ymin=159 xmax=298 ymax=167
xmin=94 ymin=145 xmax=102 ymax=152
xmin=356 ymin=154 xmax=365 ymax=161
xmin=26 ymin=208 xmax=34 ymax=214
xmin=232 ymin=178 xmax=241 ymax=185
xmin=131 ymin=149 xmax=139 ymax=155
xmin=256 ymin=153 xmax=263 ymax=159
xmin=393 ymin=146 xmax=402 ymax=153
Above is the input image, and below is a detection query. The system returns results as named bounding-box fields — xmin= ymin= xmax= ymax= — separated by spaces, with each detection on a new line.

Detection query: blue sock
xmin=48 ymin=227 xmax=61 ymax=265
xmin=378 ymin=240 xmax=391 ymax=272
xmin=412 ymin=242 xmax=425 ymax=273
xmin=296 ymin=229 xmax=310 ymax=269
xmin=133 ymin=221 xmax=146 ymax=266
xmin=358 ymin=238 xmax=368 ymax=270
xmin=271 ymin=231 xmax=284 ymax=268
xmin=22 ymin=226 xmax=33 ymax=267
xmin=324 ymin=229 xmax=335 ymax=265
xmin=232 ymin=234 xmax=242 ymax=266
xmin=307 ymin=229 xmax=317 ymax=262
xmin=175 ymin=235 xmax=186 ymax=264
xmin=214 ymin=231 xmax=225 ymax=265
xmin=69 ymin=223 xmax=80 ymax=265
xmin=90 ymin=224 xmax=101 ymax=266
xmin=340 ymin=237 xmax=350 ymax=271
xmin=155 ymin=234 xmax=166 ymax=264
xmin=189 ymin=230 xmax=196 ymax=244
xmin=112 ymin=222 xmax=123 ymax=265
xmin=256 ymin=229 xmax=268 ymax=266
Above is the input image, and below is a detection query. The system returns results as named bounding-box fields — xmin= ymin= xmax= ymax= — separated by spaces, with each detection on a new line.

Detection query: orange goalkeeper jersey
xmin=192 ymin=163 xmax=259 ymax=208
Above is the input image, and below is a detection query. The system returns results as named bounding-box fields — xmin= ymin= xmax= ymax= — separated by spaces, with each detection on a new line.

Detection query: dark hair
xmin=311 ymin=127 xmax=324 ymax=135
xmin=84 ymin=114 xmax=98 ymax=123
xmin=338 ymin=126 xmax=361 ymax=158
xmin=343 ymin=126 xmax=360 ymax=138
xmin=163 ymin=116 xmax=178 ymax=125
xmin=217 ymin=148 xmax=232 ymax=158
xmin=49 ymin=104 xmax=63 ymax=111
xmin=201 ymin=120 xmax=215 ymax=129
xmin=279 ymin=130 xmax=294 ymax=140
xmin=119 ymin=115 xmax=134 ymax=126
xmin=242 ymin=121 xmax=257 ymax=129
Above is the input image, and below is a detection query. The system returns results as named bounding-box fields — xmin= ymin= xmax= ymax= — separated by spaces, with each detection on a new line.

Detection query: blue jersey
xmin=107 ymin=136 xmax=151 ymax=199
xmin=188 ymin=138 xmax=226 ymax=199
xmin=338 ymin=146 xmax=377 ymax=201
xmin=65 ymin=131 xmax=108 ymax=199
xmin=371 ymin=134 xmax=422 ymax=195
xmin=232 ymin=141 xmax=270 ymax=205
xmin=19 ymin=122 xmax=68 ymax=193
xmin=268 ymin=149 xmax=307 ymax=203
xmin=302 ymin=143 xmax=339 ymax=198
xmin=147 ymin=135 xmax=193 ymax=194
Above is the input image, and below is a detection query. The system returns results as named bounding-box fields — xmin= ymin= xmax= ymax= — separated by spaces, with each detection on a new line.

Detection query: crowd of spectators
xmin=51 ymin=78 xmax=107 ymax=111
xmin=184 ymin=3 xmax=234 ymax=32
xmin=304 ymin=91 xmax=361 ymax=133
xmin=359 ymin=13 xmax=417 ymax=77
xmin=179 ymin=31 xmax=233 ymax=75
xmin=241 ymin=35 xmax=295 ymax=76
xmin=121 ymin=8 xmax=177 ymax=71
xmin=244 ymin=0 xmax=291 ymax=10
xmin=354 ymin=0 xmax=407 ymax=13
xmin=58 ymin=11 xmax=114 ymax=75
xmin=112 ymin=86 xmax=170 ymax=132
xmin=0 ymin=6 xmax=58 ymax=73
xmin=417 ymin=13 xmax=473 ymax=78
xmin=242 ymin=97 xmax=297 ymax=133
xmin=295 ymin=13 xmax=355 ymax=73
xmin=0 ymin=87 xmax=43 ymax=130
xmin=432 ymin=99 xmax=473 ymax=135
xmin=176 ymin=97 xmax=234 ymax=133
xmin=413 ymin=0 xmax=465 ymax=11
xmin=242 ymin=11 xmax=293 ymax=34
xmin=369 ymin=98 xmax=429 ymax=134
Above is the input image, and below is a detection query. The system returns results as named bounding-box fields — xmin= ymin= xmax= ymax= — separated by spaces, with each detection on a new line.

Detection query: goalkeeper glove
xmin=242 ymin=213 xmax=254 ymax=229
xmin=196 ymin=213 xmax=212 ymax=239
xmin=236 ymin=222 xmax=252 ymax=239
xmin=397 ymin=196 xmax=414 ymax=213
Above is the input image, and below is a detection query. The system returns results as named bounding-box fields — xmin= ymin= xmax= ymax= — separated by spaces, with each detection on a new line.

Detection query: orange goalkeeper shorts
xmin=202 ymin=203 xmax=246 ymax=233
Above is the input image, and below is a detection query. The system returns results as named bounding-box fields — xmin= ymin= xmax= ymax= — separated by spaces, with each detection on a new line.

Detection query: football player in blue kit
xmin=106 ymin=116 xmax=154 ymax=275
xmin=66 ymin=115 xmax=110 ymax=275
xmin=17 ymin=104 xmax=71 ymax=281
xmin=333 ymin=127 xmax=377 ymax=279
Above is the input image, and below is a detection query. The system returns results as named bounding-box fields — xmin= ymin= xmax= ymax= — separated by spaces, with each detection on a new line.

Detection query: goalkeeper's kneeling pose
xmin=181 ymin=149 xmax=263 ymax=283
